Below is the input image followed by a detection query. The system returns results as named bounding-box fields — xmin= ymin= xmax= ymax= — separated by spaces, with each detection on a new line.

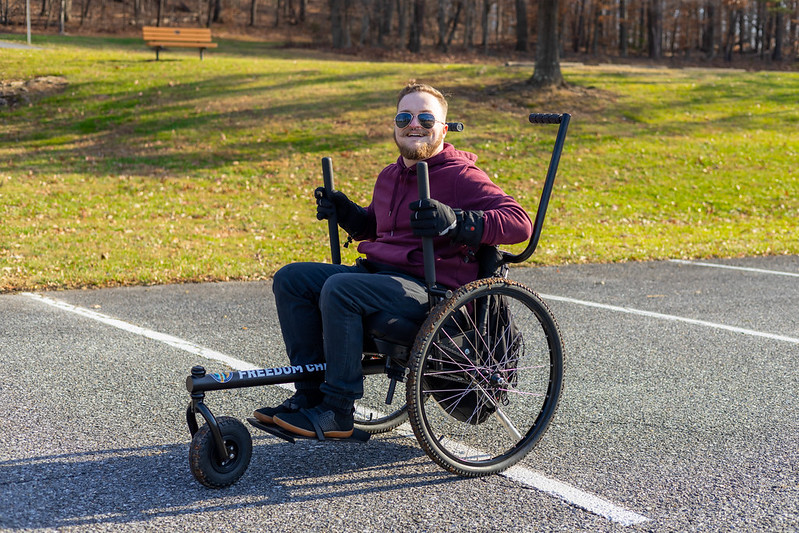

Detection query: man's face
xmin=393 ymin=91 xmax=448 ymax=165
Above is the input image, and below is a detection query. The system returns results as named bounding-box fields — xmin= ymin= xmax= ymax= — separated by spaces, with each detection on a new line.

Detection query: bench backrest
xmin=142 ymin=27 xmax=213 ymax=43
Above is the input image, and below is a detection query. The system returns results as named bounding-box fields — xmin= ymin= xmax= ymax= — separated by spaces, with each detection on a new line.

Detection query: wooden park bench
xmin=142 ymin=26 xmax=217 ymax=61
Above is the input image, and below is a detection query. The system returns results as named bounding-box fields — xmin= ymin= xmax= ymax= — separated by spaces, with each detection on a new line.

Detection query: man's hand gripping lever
xmin=409 ymin=199 xmax=485 ymax=248
xmin=315 ymin=159 xmax=371 ymax=253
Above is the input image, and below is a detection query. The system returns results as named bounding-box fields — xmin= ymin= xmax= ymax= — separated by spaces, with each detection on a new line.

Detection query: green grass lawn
xmin=1 ymin=35 xmax=797 ymax=291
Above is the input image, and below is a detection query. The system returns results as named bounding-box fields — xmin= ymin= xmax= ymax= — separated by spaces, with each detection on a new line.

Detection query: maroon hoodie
xmin=356 ymin=143 xmax=532 ymax=289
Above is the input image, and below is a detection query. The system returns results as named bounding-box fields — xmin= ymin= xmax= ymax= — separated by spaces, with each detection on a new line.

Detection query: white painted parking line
xmin=21 ymin=291 xmax=648 ymax=526
xmin=670 ymin=259 xmax=799 ymax=278
xmin=21 ymin=292 xmax=259 ymax=371
xmin=540 ymin=293 xmax=799 ymax=345
xmin=503 ymin=467 xmax=650 ymax=526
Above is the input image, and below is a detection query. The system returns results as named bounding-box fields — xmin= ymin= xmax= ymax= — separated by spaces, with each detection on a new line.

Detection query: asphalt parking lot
xmin=1 ymin=256 xmax=797 ymax=531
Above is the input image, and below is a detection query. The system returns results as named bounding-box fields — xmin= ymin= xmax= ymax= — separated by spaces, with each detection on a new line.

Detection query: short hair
xmin=397 ymin=83 xmax=448 ymax=116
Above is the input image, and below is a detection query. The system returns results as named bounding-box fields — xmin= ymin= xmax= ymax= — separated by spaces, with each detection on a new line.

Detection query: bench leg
xmin=200 ymin=48 xmax=205 ymax=60
xmin=156 ymin=47 xmax=160 ymax=61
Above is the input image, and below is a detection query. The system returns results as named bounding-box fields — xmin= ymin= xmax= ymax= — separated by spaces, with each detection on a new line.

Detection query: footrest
xmin=246 ymin=418 xmax=370 ymax=443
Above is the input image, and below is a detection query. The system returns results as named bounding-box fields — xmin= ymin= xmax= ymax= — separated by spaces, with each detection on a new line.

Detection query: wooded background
xmin=2 ymin=0 xmax=797 ymax=65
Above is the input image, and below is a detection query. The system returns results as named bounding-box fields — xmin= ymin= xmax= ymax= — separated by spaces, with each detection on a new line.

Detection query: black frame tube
xmin=415 ymin=161 xmax=439 ymax=308
xmin=321 ymin=157 xmax=342 ymax=265
xmin=186 ymin=360 xmax=386 ymax=394
xmin=502 ymin=113 xmax=571 ymax=265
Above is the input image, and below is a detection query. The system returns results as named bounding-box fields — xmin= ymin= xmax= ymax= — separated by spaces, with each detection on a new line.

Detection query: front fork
xmin=186 ymin=366 xmax=233 ymax=462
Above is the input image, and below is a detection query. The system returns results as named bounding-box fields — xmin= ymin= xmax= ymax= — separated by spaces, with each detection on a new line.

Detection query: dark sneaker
xmin=253 ymin=391 xmax=321 ymax=425
xmin=273 ymin=405 xmax=354 ymax=439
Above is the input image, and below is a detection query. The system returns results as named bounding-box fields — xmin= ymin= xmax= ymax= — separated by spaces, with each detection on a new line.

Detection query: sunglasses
xmin=394 ymin=112 xmax=443 ymax=130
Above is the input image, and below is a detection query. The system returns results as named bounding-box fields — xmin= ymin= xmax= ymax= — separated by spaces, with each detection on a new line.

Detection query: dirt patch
xmin=0 ymin=76 xmax=69 ymax=109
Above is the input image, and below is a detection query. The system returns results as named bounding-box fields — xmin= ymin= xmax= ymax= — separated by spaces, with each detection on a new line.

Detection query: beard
xmin=394 ymin=130 xmax=444 ymax=161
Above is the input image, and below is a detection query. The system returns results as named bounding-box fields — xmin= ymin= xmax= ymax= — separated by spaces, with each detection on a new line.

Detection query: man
xmin=254 ymin=83 xmax=532 ymax=439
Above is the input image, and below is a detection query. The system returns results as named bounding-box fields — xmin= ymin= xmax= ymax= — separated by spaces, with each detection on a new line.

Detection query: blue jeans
xmin=272 ymin=261 xmax=429 ymax=412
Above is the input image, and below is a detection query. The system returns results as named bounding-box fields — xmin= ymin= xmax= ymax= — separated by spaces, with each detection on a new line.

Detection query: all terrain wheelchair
xmin=185 ymin=113 xmax=570 ymax=488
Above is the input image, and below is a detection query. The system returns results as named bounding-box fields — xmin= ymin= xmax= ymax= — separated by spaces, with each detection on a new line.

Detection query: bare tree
xmin=529 ymin=0 xmax=563 ymax=87
xmin=249 ymin=0 xmax=256 ymax=25
xmin=619 ymin=0 xmax=629 ymax=55
xmin=514 ymin=0 xmax=528 ymax=51
xmin=408 ymin=0 xmax=423 ymax=51
xmin=772 ymin=0 xmax=785 ymax=60
xmin=647 ymin=0 xmax=662 ymax=58
xmin=437 ymin=0 xmax=448 ymax=50
xmin=330 ymin=0 xmax=346 ymax=46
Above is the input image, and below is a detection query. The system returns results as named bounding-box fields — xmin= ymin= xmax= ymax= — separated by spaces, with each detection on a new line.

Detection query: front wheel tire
xmin=189 ymin=416 xmax=253 ymax=488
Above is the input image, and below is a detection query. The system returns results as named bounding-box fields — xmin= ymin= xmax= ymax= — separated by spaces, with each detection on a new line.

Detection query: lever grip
xmin=321 ymin=157 xmax=341 ymax=265
xmin=528 ymin=113 xmax=565 ymax=125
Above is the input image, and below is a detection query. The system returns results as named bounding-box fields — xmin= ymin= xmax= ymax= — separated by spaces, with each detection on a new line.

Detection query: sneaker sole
xmin=273 ymin=416 xmax=354 ymax=439
xmin=252 ymin=411 xmax=275 ymax=424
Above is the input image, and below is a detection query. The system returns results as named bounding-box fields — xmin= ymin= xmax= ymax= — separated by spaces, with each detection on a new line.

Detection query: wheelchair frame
xmin=185 ymin=113 xmax=570 ymax=488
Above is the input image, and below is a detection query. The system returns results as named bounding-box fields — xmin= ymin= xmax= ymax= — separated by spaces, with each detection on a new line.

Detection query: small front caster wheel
xmin=189 ymin=416 xmax=253 ymax=488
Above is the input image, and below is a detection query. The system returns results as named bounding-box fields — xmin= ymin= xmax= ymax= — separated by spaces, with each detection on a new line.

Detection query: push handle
xmin=504 ymin=113 xmax=571 ymax=264
xmin=321 ymin=157 xmax=341 ymax=265
xmin=528 ymin=113 xmax=565 ymax=125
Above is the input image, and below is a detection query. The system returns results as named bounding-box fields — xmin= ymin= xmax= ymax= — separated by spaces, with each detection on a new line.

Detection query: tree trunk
xmin=80 ymin=0 xmax=93 ymax=26
xmin=790 ymin=4 xmax=798 ymax=61
xmin=212 ymin=0 xmax=221 ymax=23
xmin=377 ymin=0 xmax=393 ymax=46
xmin=330 ymin=0 xmax=345 ymax=47
xmin=249 ymin=0 xmax=256 ymax=25
xmin=408 ymin=0 xmax=423 ymax=52
xmin=437 ymin=0 xmax=448 ymax=51
xmin=619 ymin=0 xmax=628 ymax=55
xmin=446 ymin=0 xmax=462 ymax=46
xmin=772 ymin=1 xmax=784 ymax=60
xmin=463 ymin=0 xmax=475 ymax=48
xmin=647 ymin=0 xmax=662 ymax=58
xmin=59 ymin=0 xmax=65 ymax=33
xmin=481 ymin=0 xmax=490 ymax=53
xmin=360 ymin=0 xmax=372 ymax=44
xmin=701 ymin=0 xmax=714 ymax=57
xmin=573 ymin=0 xmax=586 ymax=52
xmin=397 ymin=0 xmax=408 ymax=44
xmin=514 ymin=0 xmax=527 ymax=51
xmin=723 ymin=8 xmax=737 ymax=60
xmin=528 ymin=0 xmax=563 ymax=87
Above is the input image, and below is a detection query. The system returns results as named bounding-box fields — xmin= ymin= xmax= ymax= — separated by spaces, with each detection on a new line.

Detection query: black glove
xmin=314 ymin=187 xmax=370 ymax=238
xmin=409 ymin=198 xmax=457 ymax=237
xmin=409 ymin=199 xmax=484 ymax=248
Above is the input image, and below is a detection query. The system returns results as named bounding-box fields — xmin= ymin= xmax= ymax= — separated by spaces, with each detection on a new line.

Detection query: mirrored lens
xmin=394 ymin=112 xmax=413 ymax=128
xmin=417 ymin=113 xmax=437 ymax=129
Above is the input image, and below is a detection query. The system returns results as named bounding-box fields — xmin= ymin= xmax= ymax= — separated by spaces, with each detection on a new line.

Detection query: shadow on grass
xmin=4 ymin=68 xmax=402 ymax=177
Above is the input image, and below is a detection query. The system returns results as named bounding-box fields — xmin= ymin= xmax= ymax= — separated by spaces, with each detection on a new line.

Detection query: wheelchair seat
xmin=364 ymin=311 xmax=420 ymax=348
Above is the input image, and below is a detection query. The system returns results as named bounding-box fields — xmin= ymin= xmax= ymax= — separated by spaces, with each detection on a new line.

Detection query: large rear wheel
xmin=407 ymin=278 xmax=563 ymax=476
